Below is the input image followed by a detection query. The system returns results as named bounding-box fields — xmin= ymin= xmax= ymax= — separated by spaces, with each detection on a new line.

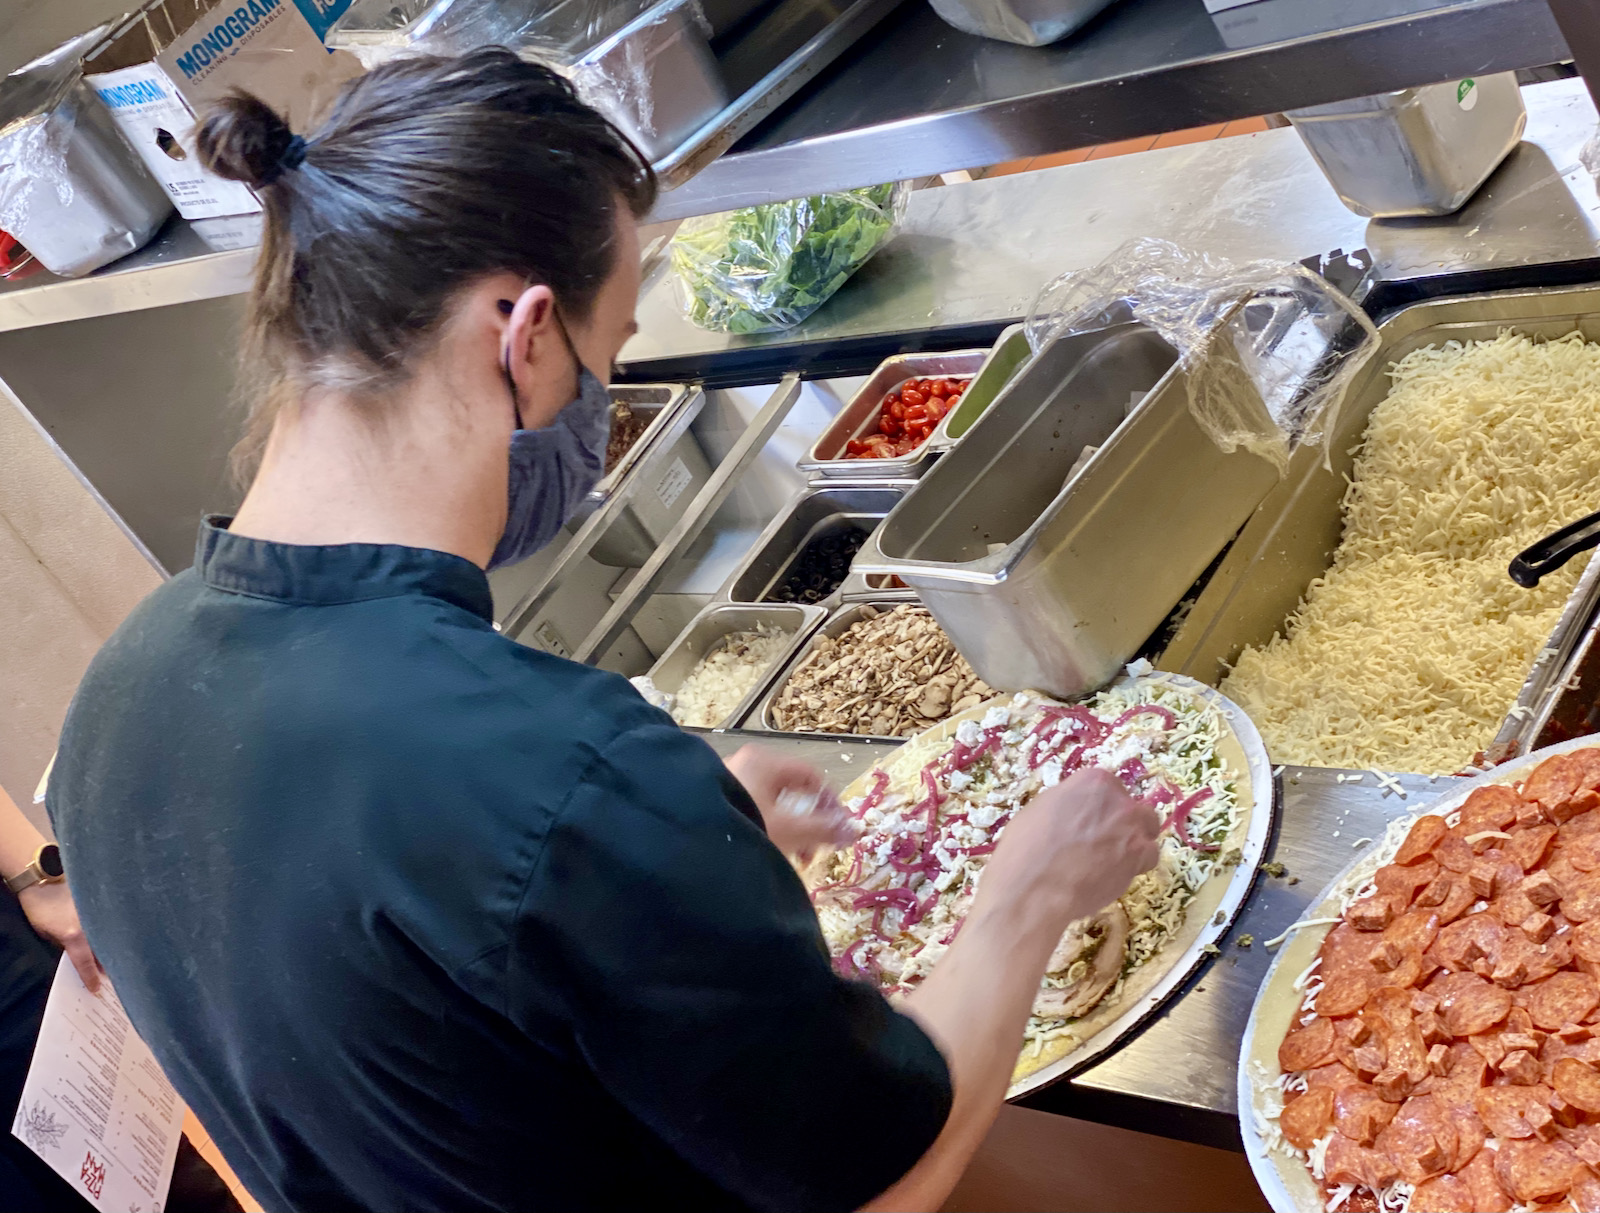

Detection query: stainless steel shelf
xmin=652 ymin=0 xmax=1572 ymax=218
xmin=625 ymin=78 xmax=1600 ymax=382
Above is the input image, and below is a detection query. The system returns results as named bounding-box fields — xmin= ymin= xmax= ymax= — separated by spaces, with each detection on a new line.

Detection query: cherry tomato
xmin=889 ymin=401 xmax=906 ymax=420
xmin=928 ymin=381 xmax=948 ymax=398
xmin=846 ymin=439 xmax=869 ymax=455
xmin=926 ymin=399 xmax=947 ymax=421
xmin=901 ymin=389 xmax=926 ymax=409
xmin=904 ymin=402 xmax=928 ymax=420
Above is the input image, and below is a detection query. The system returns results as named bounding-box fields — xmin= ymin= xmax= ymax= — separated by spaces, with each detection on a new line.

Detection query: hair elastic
xmin=263 ymin=134 xmax=308 ymax=185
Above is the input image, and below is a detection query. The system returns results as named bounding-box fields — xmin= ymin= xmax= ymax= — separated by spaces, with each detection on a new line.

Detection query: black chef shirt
xmin=48 ymin=520 xmax=951 ymax=1213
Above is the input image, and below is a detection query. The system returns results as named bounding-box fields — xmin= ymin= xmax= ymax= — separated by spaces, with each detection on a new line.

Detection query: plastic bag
xmin=1024 ymin=237 xmax=1378 ymax=473
xmin=0 ymin=25 xmax=172 ymax=277
xmin=670 ymin=183 xmax=906 ymax=334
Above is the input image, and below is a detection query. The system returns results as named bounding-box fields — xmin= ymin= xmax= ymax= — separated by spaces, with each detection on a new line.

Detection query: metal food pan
xmin=593 ymin=384 xmax=694 ymax=499
xmin=720 ymin=482 xmax=911 ymax=605
xmin=646 ymin=602 xmax=825 ymax=730
xmin=798 ymin=351 xmax=986 ymax=479
xmin=928 ymin=323 xmax=1033 ymax=452
xmin=579 ymin=385 xmax=712 ymax=567
xmin=855 ymin=322 xmax=1281 ymax=699
xmin=1158 ymin=283 xmax=1600 ymax=760
xmin=746 ymin=599 xmax=936 ymax=739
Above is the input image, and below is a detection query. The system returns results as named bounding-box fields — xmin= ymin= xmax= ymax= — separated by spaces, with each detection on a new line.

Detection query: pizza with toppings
xmin=1246 ymin=744 xmax=1600 ymax=1213
xmin=807 ymin=674 xmax=1260 ymax=1087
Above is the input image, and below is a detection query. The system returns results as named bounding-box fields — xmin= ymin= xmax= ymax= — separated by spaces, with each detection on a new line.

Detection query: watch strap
xmin=5 ymin=845 xmax=63 ymax=895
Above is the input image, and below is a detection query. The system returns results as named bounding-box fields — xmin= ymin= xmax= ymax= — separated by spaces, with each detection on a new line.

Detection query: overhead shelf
xmin=0 ymin=0 xmax=1573 ymax=328
xmin=652 ymin=0 xmax=1571 ymax=218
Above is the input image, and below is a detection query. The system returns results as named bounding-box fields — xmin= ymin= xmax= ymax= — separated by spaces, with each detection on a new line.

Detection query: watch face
xmin=38 ymin=844 xmax=63 ymax=879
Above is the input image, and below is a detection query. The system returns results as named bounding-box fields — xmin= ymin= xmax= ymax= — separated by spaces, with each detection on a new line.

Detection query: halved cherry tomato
xmin=926 ymin=399 xmax=946 ymax=422
xmin=901 ymin=388 xmax=926 ymax=409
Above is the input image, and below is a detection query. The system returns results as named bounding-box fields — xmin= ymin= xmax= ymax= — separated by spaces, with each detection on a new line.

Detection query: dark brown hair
xmin=197 ymin=49 xmax=656 ymax=476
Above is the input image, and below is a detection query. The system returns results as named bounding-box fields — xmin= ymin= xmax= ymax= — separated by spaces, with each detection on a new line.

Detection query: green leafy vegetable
xmin=671 ymin=184 xmax=902 ymax=335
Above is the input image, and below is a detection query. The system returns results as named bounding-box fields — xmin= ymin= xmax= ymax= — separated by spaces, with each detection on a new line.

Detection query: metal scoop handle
xmin=1510 ymin=509 xmax=1600 ymax=588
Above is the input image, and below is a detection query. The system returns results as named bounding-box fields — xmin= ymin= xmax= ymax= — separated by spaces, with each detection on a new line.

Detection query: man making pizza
xmin=46 ymin=51 xmax=1161 ymax=1213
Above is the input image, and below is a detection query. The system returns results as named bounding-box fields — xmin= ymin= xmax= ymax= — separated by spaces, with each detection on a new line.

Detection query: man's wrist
xmin=5 ymin=844 xmax=64 ymax=895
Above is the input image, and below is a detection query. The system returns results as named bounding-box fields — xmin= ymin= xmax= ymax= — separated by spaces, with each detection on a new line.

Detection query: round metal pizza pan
xmin=1237 ymin=734 xmax=1600 ymax=1213
xmin=1005 ymin=673 xmax=1278 ymax=1100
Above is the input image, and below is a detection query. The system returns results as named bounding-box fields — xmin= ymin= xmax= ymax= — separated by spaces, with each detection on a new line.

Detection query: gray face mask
xmin=488 ymin=312 xmax=612 ymax=570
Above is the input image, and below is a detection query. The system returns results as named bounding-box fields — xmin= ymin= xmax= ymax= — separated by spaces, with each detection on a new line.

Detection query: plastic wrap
xmin=1023 ymin=237 xmax=1379 ymax=472
xmin=327 ymin=0 xmax=726 ymax=161
xmin=670 ymin=183 xmax=906 ymax=334
xmin=0 ymin=26 xmax=172 ymax=277
xmin=327 ymin=0 xmax=653 ymax=66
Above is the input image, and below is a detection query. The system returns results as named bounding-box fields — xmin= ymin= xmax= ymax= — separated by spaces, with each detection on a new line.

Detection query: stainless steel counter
xmin=654 ymin=0 xmax=1570 ymax=217
xmin=703 ymin=727 xmax=1458 ymax=1150
xmin=624 ymin=78 xmax=1600 ymax=379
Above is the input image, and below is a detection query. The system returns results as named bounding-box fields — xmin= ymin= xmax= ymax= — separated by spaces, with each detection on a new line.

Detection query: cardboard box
xmin=156 ymin=0 xmax=363 ymax=132
xmin=84 ymin=61 xmax=260 ymax=219
xmin=75 ymin=0 xmax=361 ymax=219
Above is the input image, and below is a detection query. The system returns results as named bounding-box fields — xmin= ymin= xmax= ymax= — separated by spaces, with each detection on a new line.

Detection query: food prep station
xmin=11 ymin=27 xmax=1600 ymax=1153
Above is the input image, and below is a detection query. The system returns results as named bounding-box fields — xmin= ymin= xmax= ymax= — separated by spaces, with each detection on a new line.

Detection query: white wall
xmin=0 ymin=382 xmax=164 ymax=830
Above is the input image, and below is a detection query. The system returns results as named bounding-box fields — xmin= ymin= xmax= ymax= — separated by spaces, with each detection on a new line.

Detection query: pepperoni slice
xmin=1335 ymin=1082 xmax=1400 ymax=1145
xmin=1279 ymin=1086 xmax=1334 ymax=1150
xmin=1575 ymin=921 xmax=1600 ymax=964
xmin=1554 ymin=1057 xmax=1600 ymax=1114
xmin=1324 ymin=1134 xmax=1400 ymax=1190
xmin=1446 ymin=1101 xmax=1487 ymax=1172
xmin=1573 ymin=1176 xmax=1600 ymax=1213
xmin=1437 ymin=973 xmax=1513 ymax=1037
xmin=1377 ymin=860 xmax=1442 ymax=906
xmin=1566 ymin=872 xmax=1600 ymax=922
xmin=1279 ymin=1016 xmax=1337 ymax=1072
xmin=1434 ymin=831 xmax=1477 ymax=873
xmin=1495 ymin=1138 xmax=1585 ymax=1205
xmin=1568 ymin=834 xmax=1600 ymax=873
xmin=1431 ymin=914 xmax=1505 ymax=973
xmin=1305 ymin=1060 xmax=1362 ymax=1091
xmin=1527 ymin=972 xmax=1600 ymax=1030
xmin=1527 ymin=755 xmax=1585 ymax=813
xmin=1317 ymin=971 xmax=1375 ymax=1018
xmin=1476 ymin=1083 xmax=1557 ymax=1139
xmin=1376 ymin=1093 xmax=1455 ymax=1182
xmin=1494 ymin=931 xmax=1573 ymax=988
xmin=1409 ymin=1173 xmax=1474 ymax=1213
xmin=1396 ymin=815 xmax=1451 ymax=865
xmin=1435 ymin=875 xmax=1479 ymax=924
xmin=1461 ymin=784 xmax=1524 ymax=833
xmin=1461 ymin=1148 xmax=1515 ymax=1213
xmin=1385 ymin=908 xmax=1442 ymax=957
xmin=1511 ymin=823 xmax=1560 ymax=872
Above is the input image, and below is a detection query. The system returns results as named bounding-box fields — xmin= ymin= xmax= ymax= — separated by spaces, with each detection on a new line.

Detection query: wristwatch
xmin=5 ymin=844 xmax=64 ymax=895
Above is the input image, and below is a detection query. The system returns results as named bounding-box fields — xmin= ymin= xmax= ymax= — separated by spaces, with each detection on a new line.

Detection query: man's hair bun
xmin=197 ymin=93 xmax=299 ymax=189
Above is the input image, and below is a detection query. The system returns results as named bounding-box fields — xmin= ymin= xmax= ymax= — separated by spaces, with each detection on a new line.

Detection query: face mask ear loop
xmin=497 ymin=297 xmax=526 ymax=432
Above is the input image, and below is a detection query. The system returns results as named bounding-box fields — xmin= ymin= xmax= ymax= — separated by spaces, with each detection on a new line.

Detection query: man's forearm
xmin=860 ymin=893 xmax=1062 ymax=1212
xmin=0 ymin=781 xmax=48 ymax=877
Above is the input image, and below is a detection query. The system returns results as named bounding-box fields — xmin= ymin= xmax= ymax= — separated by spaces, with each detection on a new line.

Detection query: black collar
xmin=194 ymin=516 xmax=494 ymax=623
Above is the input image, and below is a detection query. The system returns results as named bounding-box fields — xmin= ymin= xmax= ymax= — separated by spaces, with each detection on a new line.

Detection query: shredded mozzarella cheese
xmin=1221 ymin=331 xmax=1600 ymax=773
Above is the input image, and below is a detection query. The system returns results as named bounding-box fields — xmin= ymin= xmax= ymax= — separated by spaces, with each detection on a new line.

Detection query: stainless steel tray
xmin=927 ymin=323 xmax=1033 ymax=452
xmin=719 ymin=481 xmax=911 ymax=604
xmin=592 ymin=383 xmax=696 ymax=500
xmin=1159 ymin=284 xmax=1600 ymax=761
xmin=577 ymin=384 xmax=711 ymax=568
xmin=855 ymin=321 xmax=1282 ymax=699
xmin=652 ymin=0 xmax=911 ymax=187
xmin=645 ymin=602 xmax=825 ymax=729
xmin=746 ymin=598 xmax=922 ymax=738
xmin=799 ymin=350 xmax=985 ymax=479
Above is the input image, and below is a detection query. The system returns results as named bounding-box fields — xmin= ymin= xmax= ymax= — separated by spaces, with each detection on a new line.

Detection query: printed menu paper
xmin=11 ymin=957 xmax=186 ymax=1212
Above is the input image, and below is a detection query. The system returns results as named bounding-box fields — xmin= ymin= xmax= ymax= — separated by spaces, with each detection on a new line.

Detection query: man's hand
xmin=982 ymin=766 xmax=1162 ymax=929
xmin=723 ymin=745 xmax=858 ymax=859
xmin=18 ymin=881 xmax=102 ymax=993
